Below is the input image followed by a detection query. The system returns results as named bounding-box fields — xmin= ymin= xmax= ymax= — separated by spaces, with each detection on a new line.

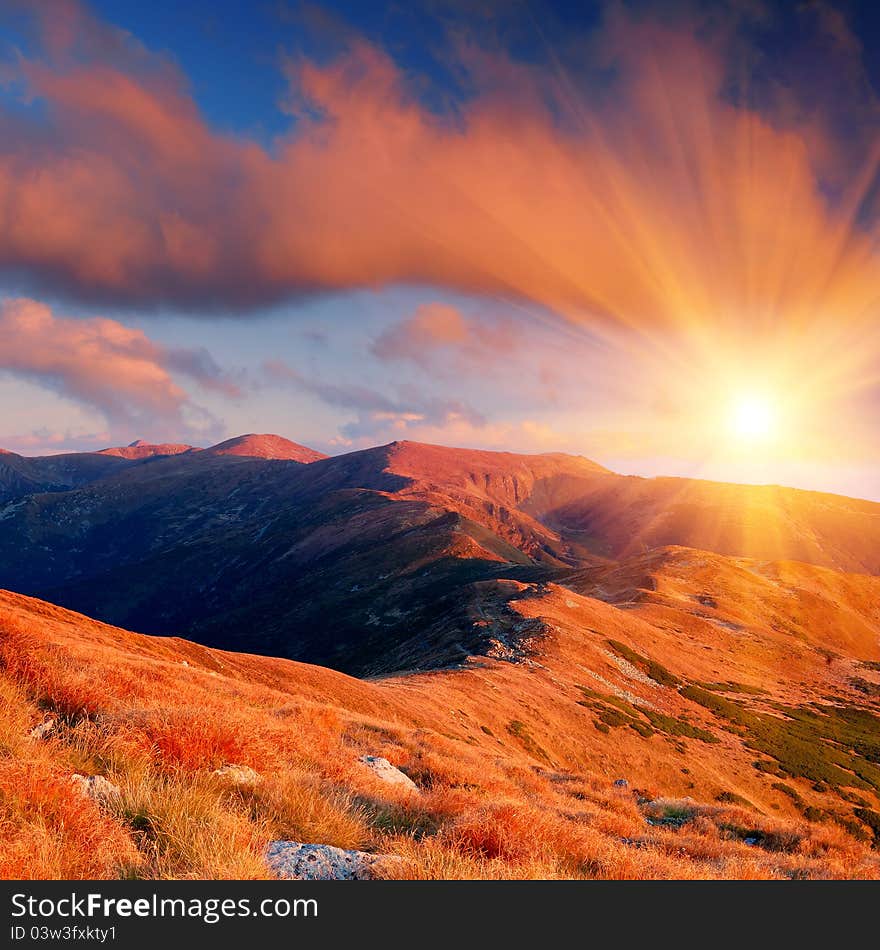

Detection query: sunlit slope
xmin=533 ymin=474 xmax=880 ymax=574
xmin=372 ymin=442 xmax=880 ymax=574
xmin=2 ymin=546 xmax=879 ymax=880
xmin=1 ymin=439 xmax=880 ymax=672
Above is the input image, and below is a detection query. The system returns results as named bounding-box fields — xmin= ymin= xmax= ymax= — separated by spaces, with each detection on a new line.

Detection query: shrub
xmin=506 ymin=721 xmax=549 ymax=763
xmin=716 ymin=791 xmax=754 ymax=808
xmin=854 ymin=808 xmax=880 ymax=845
xmin=606 ymin=640 xmax=680 ymax=688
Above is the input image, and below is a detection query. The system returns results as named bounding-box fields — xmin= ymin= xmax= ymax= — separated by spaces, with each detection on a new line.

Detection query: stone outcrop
xmin=359 ymin=755 xmax=418 ymax=792
xmin=266 ymin=841 xmax=401 ymax=881
xmin=70 ymin=773 xmax=121 ymax=805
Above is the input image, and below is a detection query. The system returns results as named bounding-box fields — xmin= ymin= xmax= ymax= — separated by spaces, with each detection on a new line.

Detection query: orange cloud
xmin=0 ymin=298 xmax=235 ymax=437
xmin=372 ymin=302 xmax=518 ymax=369
xmin=0 ymin=2 xmax=877 ymax=381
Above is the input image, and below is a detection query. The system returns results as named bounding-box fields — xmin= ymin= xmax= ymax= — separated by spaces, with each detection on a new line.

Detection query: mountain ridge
xmin=1 ymin=435 xmax=880 ymax=674
xmin=203 ymin=433 xmax=328 ymax=462
xmin=97 ymin=440 xmax=198 ymax=460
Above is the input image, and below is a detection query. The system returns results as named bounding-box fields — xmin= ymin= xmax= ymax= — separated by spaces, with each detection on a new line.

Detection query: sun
xmin=728 ymin=393 xmax=778 ymax=442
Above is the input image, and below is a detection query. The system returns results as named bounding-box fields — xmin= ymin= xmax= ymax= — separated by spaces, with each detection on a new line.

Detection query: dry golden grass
xmin=0 ymin=759 xmax=140 ymax=879
xmin=1 ymin=586 xmax=878 ymax=880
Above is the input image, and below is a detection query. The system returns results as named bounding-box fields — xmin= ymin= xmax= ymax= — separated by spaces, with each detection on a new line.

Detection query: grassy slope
xmin=2 ymin=542 xmax=880 ymax=880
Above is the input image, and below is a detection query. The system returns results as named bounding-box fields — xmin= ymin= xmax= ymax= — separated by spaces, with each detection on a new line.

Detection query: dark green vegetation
xmin=695 ymin=681 xmax=768 ymax=695
xmin=681 ymin=685 xmax=880 ymax=792
xmin=717 ymin=824 xmax=799 ymax=852
xmin=851 ymin=677 xmax=880 ymax=698
xmin=575 ymin=686 xmax=717 ymax=744
xmin=854 ymin=808 xmax=880 ymax=844
xmin=506 ymin=720 xmax=550 ymax=763
xmin=586 ymin=630 xmax=880 ymax=847
xmin=605 ymin=640 xmax=681 ymax=687
xmin=771 ymin=782 xmax=804 ymax=807
xmin=715 ymin=791 xmax=755 ymax=808
xmin=678 ymin=683 xmax=880 ymax=842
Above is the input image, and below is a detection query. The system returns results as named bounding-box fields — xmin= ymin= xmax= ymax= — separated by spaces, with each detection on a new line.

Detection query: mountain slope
xmin=0 ymin=433 xmax=326 ymax=508
xmin=204 ymin=434 xmax=328 ymax=462
xmin=2 ymin=571 xmax=878 ymax=879
xmin=1 ymin=438 xmax=880 ymax=672
xmin=0 ymin=450 xmax=128 ymax=504
xmin=97 ymin=440 xmax=198 ymax=460
xmin=539 ymin=474 xmax=880 ymax=575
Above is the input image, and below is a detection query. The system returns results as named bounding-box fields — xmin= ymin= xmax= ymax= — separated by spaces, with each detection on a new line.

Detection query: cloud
xmin=0 ymin=0 xmax=875 ymax=370
xmin=0 ymin=427 xmax=111 ymax=455
xmin=0 ymin=297 xmax=236 ymax=440
xmin=372 ymin=302 xmax=518 ymax=371
xmin=262 ymin=357 xmax=485 ymax=440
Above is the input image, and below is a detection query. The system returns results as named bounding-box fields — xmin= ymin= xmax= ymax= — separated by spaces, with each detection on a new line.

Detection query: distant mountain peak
xmin=98 ymin=441 xmax=197 ymax=460
xmin=203 ymin=434 xmax=327 ymax=463
xmin=377 ymin=438 xmax=610 ymax=478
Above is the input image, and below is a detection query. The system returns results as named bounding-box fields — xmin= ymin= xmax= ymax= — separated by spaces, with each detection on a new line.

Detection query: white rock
xmin=70 ymin=773 xmax=121 ymax=805
xmin=266 ymin=842 xmax=400 ymax=881
xmin=211 ymin=764 xmax=262 ymax=785
xmin=359 ymin=755 xmax=419 ymax=792
xmin=29 ymin=717 xmax=56 ymax=740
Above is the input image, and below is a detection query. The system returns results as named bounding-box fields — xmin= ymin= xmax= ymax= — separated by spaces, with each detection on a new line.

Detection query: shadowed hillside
xmin=1 ymin=438 xmax=879 ymax=673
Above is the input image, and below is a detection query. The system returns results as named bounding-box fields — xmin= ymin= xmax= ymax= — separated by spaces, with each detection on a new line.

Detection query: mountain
xmin=0 ymin=448 xmax=128 ymax=504
xmin=0 ymin=433 xmax=325 ymax=507
xmin=2 ymin=553 xmax=878 ymax=879
xmin=97 ymin=440 xmax=198 ymax=460
xmin=203 ymin=433 xmax=328 ymax=462
xmin=1 ymin=438 xmax=880 ymax=674
xmin=535 ymin=474 xmax=880 ymax=575
xmin=3 ymin=435 xmax=880 ymax=879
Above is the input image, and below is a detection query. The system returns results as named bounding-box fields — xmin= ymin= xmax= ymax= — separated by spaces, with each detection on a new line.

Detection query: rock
xmin=211 ymin=764 xmax=262 ymax=785
xmin=619 ymin=836 xmax=650 ymax=849
xmin=29 ymin=717 xmax=56 ymax=740
xmin=614 ymin=778 xmax=629 ymax=788
xmin=266 ymin=842 xmax=399 ymax=881
xmin=70 ymin=774 xmax=121 ymax=805
xmin=359 ymin=755 xmax=419 ymax=792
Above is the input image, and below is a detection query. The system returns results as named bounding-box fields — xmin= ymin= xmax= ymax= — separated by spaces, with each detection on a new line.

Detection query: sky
xmin=0 ymin=0 xmax=879 ymax=500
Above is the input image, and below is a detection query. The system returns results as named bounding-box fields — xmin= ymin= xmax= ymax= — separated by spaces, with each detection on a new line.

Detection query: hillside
xmin=1 ymin=439 xmax=879 ymax=674
xmin=203 ymin=434 xmax=328 ymax=462
xmin=97 ymin=440 xmax=198 ymax=460
xmin=0 ymin=449 xmax=128 ymax=504
xmin=1 ymin=560 xmax=878 ymax=879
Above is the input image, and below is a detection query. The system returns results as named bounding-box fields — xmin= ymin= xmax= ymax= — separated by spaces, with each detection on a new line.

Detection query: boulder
xmin=266 ymin=842 xmax=399 ymax=881
xmin=359 ymin=755 xmax=418 ymax=792
xmin=211 ymin=764 xmax=262 ymax=785
xmin=70 ymin=773 xmax=121 ymax=805
xmin=29 ymin=717 xmax=56 ymax=740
